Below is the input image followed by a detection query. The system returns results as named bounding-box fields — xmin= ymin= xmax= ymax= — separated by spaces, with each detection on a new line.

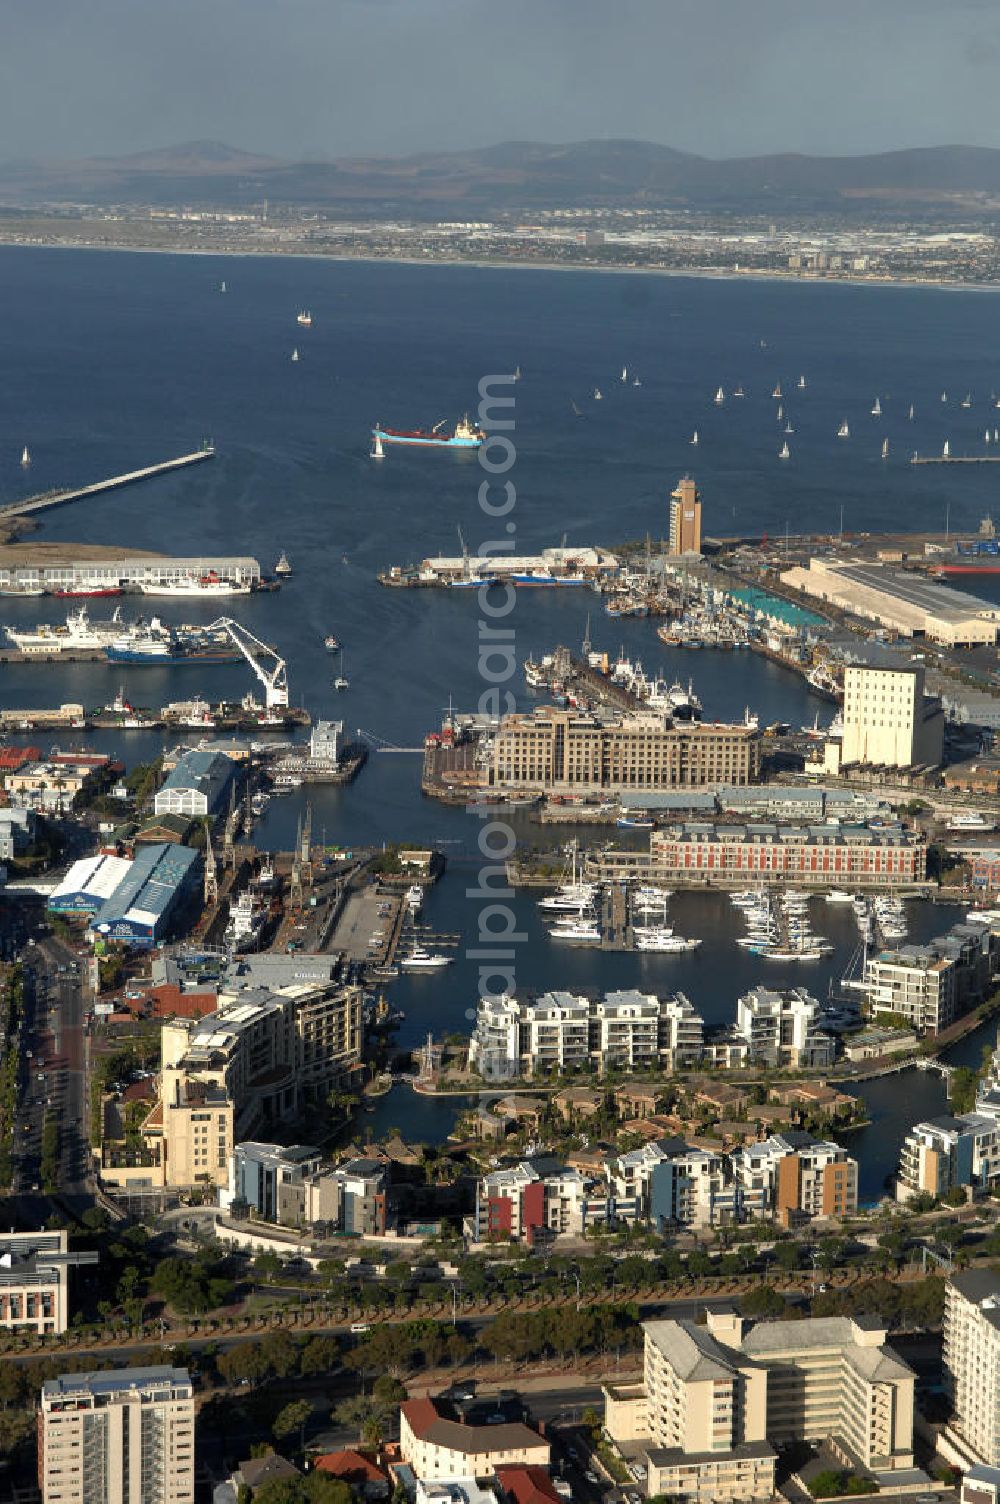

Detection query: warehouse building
xmin=781 ymin=557 xmax=1000 ymax=646
xmin=90 ymin=842 xmax=202 ymax=948
xmin=48 ymin=851 xmax=134 ymax=917
xmin=154 ymin=748 xmax=236 ymax=819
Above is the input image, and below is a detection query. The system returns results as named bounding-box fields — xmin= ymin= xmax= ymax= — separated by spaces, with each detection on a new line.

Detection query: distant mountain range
xmin=4 ymin=138 xmax=1000 ymax=215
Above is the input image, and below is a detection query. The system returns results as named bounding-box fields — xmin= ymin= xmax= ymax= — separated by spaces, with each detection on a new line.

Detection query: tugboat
xmin=324 ymin=634 xmax=340 ymax=652
xmin=274 ymin=552 xmax=292 ymax=578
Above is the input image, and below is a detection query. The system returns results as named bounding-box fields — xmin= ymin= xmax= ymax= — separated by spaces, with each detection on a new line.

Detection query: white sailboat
xmin=219 ymin=280 xmax=227 ymax=294
xmin=714 ymin=386 xmax=725 ymax=405
xmin=941 ymin=391 xmax=948 ymax=403
xmin=777 ymin=403 xmax=784 ymax=419
xmin=593 ymin=387 xmax=603 ymax=401
xmin=772 ymin=383 xmax=782 ymax=399
xmin=621 ymin=366 xmax=628 ymax=384
xmin=994 ymin=428 xmax=999 ymax=443
xmin=632 ymin=374 xmax=641 ymax=387
xmin=908 ymin=404 xmax=914 ymax=420
xmin=784 ymin=420 xmax=794 ymax=434
xmin=779 ymin=441 xmax=790 ymax=460
xmin=986 ymin=430 xmax=992 ymax=445
xmin=943 ymin=440 xmax=951 ymax=458
xmin=291 ymin=348 xmax=299 ymax=362
xmin=837 ymin=420 xmax=849 ymax=438
xmin=513 ymin=365 xmax=521 ymax=381
xmin=797 ymin=374 xmax=806 ymax=389
xmin=871 ymin=396 xmax=881 ymax=416
xmin=690 ymin=430 xmax=699 ymax=446
xmin=371 ymin=431 xmax=385 ymax=460
xmin=881 ymin=438 xmax=889 ymax=459
xmin=962 ymin=393 xmax=973 ymax=408
xmin=20 ymin=445 xmax=30 ymax=467
xmin=334 ymin=649 xmax=349 ymax=690
xmin=734 ymin=385 xmax=745 ymax=398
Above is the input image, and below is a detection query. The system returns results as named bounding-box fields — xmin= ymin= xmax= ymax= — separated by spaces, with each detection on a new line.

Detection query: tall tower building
xmin=40 ymin=1366 xmax=195 ymax=1504
xmin=668 ymin=476 xmax=702 ymax=556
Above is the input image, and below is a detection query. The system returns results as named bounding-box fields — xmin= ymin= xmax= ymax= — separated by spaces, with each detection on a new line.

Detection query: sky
xmin=2 ymin=0 xmax=1000 ymax=163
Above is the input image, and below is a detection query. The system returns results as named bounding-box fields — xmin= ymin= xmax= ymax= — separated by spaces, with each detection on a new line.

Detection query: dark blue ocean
xmin=4 ymin=245 xmax=1000 ymax=1196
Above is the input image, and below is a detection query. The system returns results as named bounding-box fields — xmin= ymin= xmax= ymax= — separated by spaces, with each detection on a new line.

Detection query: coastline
xmin=1 ymin=232 xmax=999 ymax=297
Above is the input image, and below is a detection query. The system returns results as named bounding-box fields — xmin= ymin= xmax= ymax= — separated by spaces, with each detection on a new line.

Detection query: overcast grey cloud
xmin=1 ymin=0 xmax=999 ymax=162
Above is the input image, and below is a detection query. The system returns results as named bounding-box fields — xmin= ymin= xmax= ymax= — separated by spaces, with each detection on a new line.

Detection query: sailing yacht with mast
xmin=20 ymin=446 xmax=30 ymax=467
xmin=690 ymin=430 xmax=699 ymax=446
xmin=714 ymin=386 xmax=725 ymax=405
xmin=371 ymin=430 xmax=385 ymax=460
xmin=334 ymin=649 xmax=349 ymax=690
xmin=871 ymin=397 xmax=882 ymax=416
xmin=779 ymin=440 xmax=790 ymax=460
xmin=882 ymin=439 xmax=889 ymax=459
xmin=837 ymin=420 xmax=849 ymax=439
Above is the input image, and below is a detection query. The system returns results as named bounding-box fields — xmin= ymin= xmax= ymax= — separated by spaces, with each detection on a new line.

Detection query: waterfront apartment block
xmin=222 ymin=1142 xmax=389 ymax=1234
xmin=841 ymin=663 xmax=944 ymax=769
xmin=474 ymin=1159 xmax=614 ymax=1243
xmin=863 ymin=921 xmax=999 ymax=1035
xmin=780 ymin=556 xmax=1000 ymax=646
xmin=587 ymin=819 xmax=926 ymax=888
xmin=896 ymin=1113 xmax=1000 ymax=1202
xmin=40 ymin=1366 xmax=195 ymax=1504
xmin=475 ymin=1130 xmax=857 ymax=1242
xmin=469 ymin=989 xmax=706 ymax=1081
xmin=729 ymin=1131 xmax=858 ymax=1225
xmin=734 ymin=985 xmax=837 ymax=1070
xmin=490 ymin=707 xmax=760 ymax=793
xmin=668 ymin=476 xmax=702 ymax=556
xmin=604 ymin=1310 xmax=914 ymax=1500
xmin=944 ymin=1271 xmax=1000 ymax=1468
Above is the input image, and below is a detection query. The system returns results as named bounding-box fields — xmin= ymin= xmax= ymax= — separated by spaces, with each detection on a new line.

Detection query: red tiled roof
xmin=149 ymin=984 xmax=217 ymax=1020
xmin=314 ymin=1450 xmax=388 ymax=1484
xmin=400 ymin=1398 xmax=441 ymax=1440
xmin=496 ymin=1467 xmax=562 ymax=1504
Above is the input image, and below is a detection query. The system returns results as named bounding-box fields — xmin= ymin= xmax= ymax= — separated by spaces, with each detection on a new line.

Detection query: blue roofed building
xmin=154 ymin=749 xmax=236 ymax=820
xmin=90 ymin=842 xmax=202 ymax=948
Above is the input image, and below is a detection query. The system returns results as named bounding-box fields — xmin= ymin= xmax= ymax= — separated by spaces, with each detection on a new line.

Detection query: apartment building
xmin=604 ymin=1315 xmax=774 ymax=1503
xmin=730 ymin=1132 xmax=859 ymax=1226
xmin=864 ymin=923 xmax=999 ymax=1036
xmin=40 ymin=1366 xmax=195 ymax=1504
xmin=490 ymin=707 xmax=760 ymax=793
xmin=590 ymin=819 xmax=927 ymax=888
xmin=468 ymin=990 xmax=705 ymax=1081
xmin=610 ymin=1139 xmax=727 ymax=1232
xmin=399 ymin=1396 xmax=550 ymax=1481
xmin=131 ymin=980 xmax=361 ymax=1191
xmin=734 ymin=985 xmax=836 ymax=1070
xmin=841 ymin=664 xmax=944 ymax=769
xmin=223 ymin=1143 xmax=389 ymax=1233
xmin=474 ymin=1159 xmax=612 ymax=1243
xmin=943 ymin=1271 xmax=1000 ymax=1468
xmin=896 ymin=1114 xmax=1000 ymax=1202
xmin=605 ymin=1310 xmax=915 ymax=1500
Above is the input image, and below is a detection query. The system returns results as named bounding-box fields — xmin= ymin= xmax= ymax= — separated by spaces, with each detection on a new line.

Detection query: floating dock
xmin=0 ymin=446 xmax=216 ymax=519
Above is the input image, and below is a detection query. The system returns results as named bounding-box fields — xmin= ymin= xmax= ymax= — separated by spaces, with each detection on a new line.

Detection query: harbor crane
xmin=207 ymin=617 xmax=288 ymax=711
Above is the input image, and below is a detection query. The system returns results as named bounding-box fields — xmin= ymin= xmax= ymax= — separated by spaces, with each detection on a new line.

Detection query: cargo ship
xmin=371 ymin=415 xmax=485 ymax=450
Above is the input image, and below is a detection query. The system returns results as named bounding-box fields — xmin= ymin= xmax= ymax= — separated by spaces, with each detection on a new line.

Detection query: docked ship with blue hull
xmin=372 ymin=415 xmax=485 ymax=450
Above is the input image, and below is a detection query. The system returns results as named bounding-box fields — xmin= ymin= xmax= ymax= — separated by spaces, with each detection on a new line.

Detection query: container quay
xmin=0 ymin=699 xmax=311 ymax=732
xmin=0 ymin=445 xmax=215 ymax=520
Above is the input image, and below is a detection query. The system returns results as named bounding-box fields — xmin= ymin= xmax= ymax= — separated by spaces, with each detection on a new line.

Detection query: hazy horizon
xmin=4 ymin=0 xmax=1000 ymax=165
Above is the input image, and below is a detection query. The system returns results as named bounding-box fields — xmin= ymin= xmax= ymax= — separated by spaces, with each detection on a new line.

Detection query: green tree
xmin=273 ymin=1398 xmax=312 ymax=1454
